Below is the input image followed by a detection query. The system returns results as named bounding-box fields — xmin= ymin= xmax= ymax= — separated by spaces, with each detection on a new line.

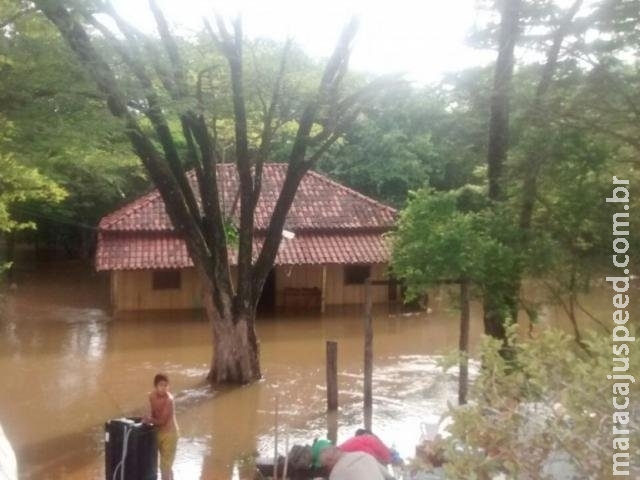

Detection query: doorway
xmin=258 ymin=268 xmax=276 ymax=312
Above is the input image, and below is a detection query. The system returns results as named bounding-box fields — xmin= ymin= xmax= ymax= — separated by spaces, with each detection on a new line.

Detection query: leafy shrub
xmin=442 ymin=327 xmax=640 ymax=479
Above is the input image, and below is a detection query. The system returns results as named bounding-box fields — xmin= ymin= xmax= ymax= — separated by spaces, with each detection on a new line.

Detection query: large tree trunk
xmin=483 ymin=0 xmax=583 ymax=344
xmin=203 ymin=291 xmax=261 ymax=384
xmin=209 ymin=315 xmax=261 ymax=384
xmin=482 ymin=281 xmax=518 ymax=340
xmin=504 ymin=0 xmax=584 ymax=348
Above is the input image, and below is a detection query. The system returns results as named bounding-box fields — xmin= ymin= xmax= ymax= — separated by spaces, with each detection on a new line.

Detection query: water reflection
xmin=0 ymin=262 xmax=629 ymax=479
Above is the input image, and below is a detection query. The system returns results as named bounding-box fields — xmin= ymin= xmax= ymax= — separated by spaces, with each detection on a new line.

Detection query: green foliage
xmin=319 ymin=77 xmax=490 ymax=207
xmin=319 ymin=84 xmax=434 ymax=207
xmin=182 ymin=35 xmax=325 ymax=158
xmin=223 ymin=218 xmax=239 ymax=247
xmin=1 ymin=0 xmax=365 ymax=256
xmin=1 ymin=0 xmax=637 ymax=285
xmin=0 ymin=154 xmax=66 ymax=232
xmin=388 ymin=0 xmax=639 ymax=325
xmin=0 ymin=2 xmax=147 ymax=251
xmin=390 ymin=187 xmax=528 ymax=301
xmin=442 ymin=327 xmax=640 ymax=479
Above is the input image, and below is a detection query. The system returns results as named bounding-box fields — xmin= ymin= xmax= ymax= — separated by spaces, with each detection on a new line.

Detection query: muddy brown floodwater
xmin=0 ymin=260 xmax=625 ymax=479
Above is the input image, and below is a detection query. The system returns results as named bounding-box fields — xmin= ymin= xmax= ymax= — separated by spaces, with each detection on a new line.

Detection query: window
xmin=152 ymin=270 xmax=181 ymax=290
xmin=344 ymin=265 xmax=371 ymax=285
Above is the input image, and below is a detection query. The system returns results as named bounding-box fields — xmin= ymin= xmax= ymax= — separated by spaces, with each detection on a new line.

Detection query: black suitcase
xmin=105 ymin=418 xmax=157 ymax=480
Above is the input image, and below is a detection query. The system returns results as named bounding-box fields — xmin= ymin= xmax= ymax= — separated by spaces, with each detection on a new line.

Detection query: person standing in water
xmin=144 ymin=373 xmax=179 ymax=480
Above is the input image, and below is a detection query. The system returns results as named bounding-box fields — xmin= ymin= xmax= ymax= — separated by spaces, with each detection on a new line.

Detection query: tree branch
xmin=36 ymin=0 xmax=233 ymax=317
xmin=519 ymin=0 xmax=584 ymax=230
xmin=183 ymin=112 xmax=233 ymax=304
xmin=208 ymin=15 xmax=255 ymax=315
xmin=253 ymin=39 xmax=293 ymax=209
xmin=251 ymin=18 xmax=360 ymax=301
xmin=148 ymin=0 xmax=187 ymax=97
xmin=84 ymin=10 xmax=202 ymax=228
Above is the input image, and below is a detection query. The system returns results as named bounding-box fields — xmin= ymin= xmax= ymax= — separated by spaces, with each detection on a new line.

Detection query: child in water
xmin=144 ymin=373 xmax=179 ymax=480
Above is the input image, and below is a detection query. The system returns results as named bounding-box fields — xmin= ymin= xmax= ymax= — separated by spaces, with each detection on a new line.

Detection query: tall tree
xmin=35 ymin=0 xmax=380 ymax=384
xmin=482 ymin=0 xmax=522 ymax=341
xmin=482 ymin=0 xmax=589 ymax=343
xmin=391 ymin=188 xmax=521 ymax=403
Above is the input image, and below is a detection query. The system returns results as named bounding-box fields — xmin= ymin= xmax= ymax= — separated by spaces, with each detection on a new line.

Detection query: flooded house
xmin=96 ymin=163 xmax=398 ymax=312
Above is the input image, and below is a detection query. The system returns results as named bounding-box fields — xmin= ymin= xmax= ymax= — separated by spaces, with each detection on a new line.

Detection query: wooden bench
xmin=281 ymin=287 xmax=322 ymax=309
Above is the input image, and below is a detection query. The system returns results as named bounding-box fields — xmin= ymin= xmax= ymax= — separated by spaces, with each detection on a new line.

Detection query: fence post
xmin=326 ymin=341 xmax=338 ymax=412
xmin=364 ymin=278 xmax=373 ymax=431
xmin=458 ymin=279 xmax=470 ymax=405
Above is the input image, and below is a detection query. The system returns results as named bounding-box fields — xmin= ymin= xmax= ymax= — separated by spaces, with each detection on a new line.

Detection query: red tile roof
xmin=96 ymin=231 xmax=391 ymax=270
xmin=96 ymin=163 xmax=396 ymax=271
xmin=99 ymin=163 xmax=396 ymax=232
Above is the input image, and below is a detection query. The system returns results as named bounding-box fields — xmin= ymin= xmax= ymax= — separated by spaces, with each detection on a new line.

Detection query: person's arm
xmin=142 ymin=393 xmax=154 ymax=424
xmin=376 ymin=445 xmax=393 ymax=465
xmin=369 ymin=436 xmax=392 ymax=465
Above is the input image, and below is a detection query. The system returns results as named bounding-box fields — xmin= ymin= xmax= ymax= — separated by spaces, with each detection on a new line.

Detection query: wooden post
xmin=458 ymin=279 xmax=470 ymax=405
xmin=364 ymin=278 xmax=373 ymax=431
xmin=321 ymin=265 xmax=327 ymax=313
xmin=273 ymin=395 xmax=279 ymax=480
xmin=326 ymin=341 xmax=338 ymax=412
xmin=327 ymin=410 xmax=338 ymax=445
xmin=282 ymin=429 xmax=290 ymax=480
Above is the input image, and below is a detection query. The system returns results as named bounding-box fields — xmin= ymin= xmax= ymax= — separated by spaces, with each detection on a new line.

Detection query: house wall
xmin=274 ymin=265 xmax=323 ymax=309
xmin=326 ymin=263 xmax=390 ymax=305
xmin=111 ymin=263 xmax=394 ymax=311
xmin=111 ymin=268 xmax=204 ymax=311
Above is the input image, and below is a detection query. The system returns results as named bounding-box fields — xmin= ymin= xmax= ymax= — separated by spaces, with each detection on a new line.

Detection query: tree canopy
xmin=390 ymin=0 xmax=639 ymax=344
xmin=1 ymin=0 xmax=638 ymax=378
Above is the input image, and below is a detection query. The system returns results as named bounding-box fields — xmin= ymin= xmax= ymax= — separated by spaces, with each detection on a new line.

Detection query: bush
xmin=442 ymin=327 xmax=640 ymax=479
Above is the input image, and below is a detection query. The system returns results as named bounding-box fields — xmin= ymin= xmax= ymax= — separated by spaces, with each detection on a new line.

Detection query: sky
xmin=110 ymin=0 xmax=497 ymax=84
